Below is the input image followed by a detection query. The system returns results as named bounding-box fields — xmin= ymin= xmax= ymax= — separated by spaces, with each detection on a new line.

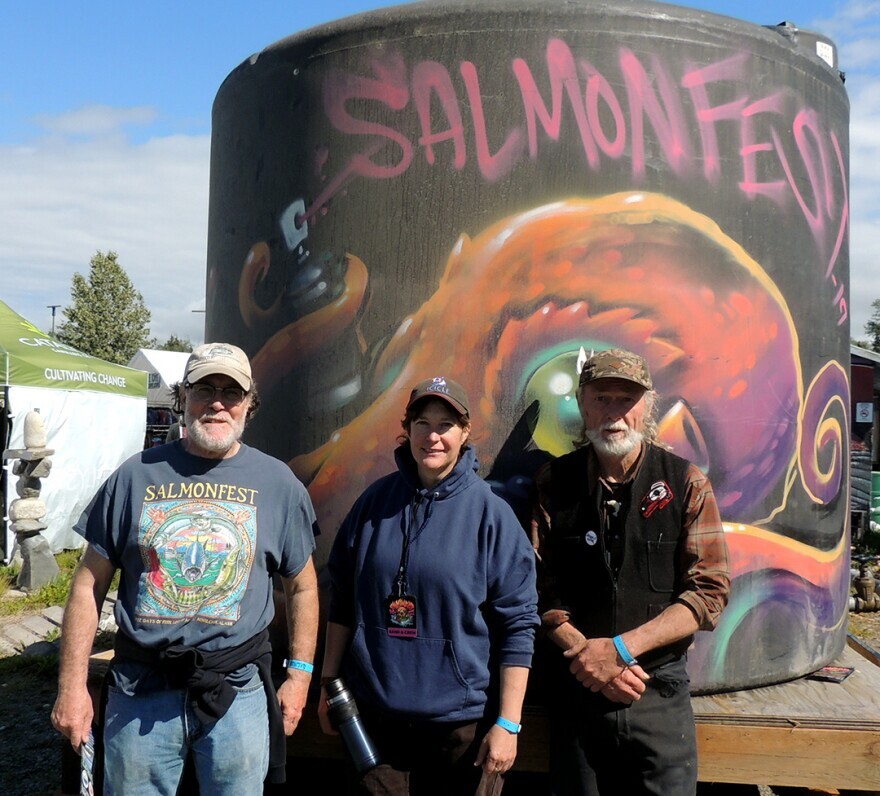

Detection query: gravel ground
xmin=847 ymin=609 xmax=880 ymax=650
xmin=0 ymin=656 xmax=64 ymax=796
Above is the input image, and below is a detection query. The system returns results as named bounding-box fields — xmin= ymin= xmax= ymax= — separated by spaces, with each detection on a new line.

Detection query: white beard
xmin=185 ymin=410 xmax=246 ymax=455
xmin=585 ymin=424 xmax=643 ymax=457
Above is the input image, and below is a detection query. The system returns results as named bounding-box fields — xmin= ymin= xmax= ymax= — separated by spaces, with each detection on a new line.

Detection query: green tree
xmin=57 ymin=250 xmax=151 ymax=364
xmin=865 ymin=299 xmax=880 ymax=353
xmin=151 ymin=334 xmax=193 ymax=353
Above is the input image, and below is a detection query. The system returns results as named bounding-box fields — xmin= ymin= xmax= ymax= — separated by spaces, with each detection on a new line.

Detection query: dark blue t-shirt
xmin=77 ymin=441 xmax=317 ymax=652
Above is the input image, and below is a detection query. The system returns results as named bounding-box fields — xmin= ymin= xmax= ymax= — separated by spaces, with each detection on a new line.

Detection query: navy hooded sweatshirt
xmin=327 ymin=444 xmax=539 ymax=722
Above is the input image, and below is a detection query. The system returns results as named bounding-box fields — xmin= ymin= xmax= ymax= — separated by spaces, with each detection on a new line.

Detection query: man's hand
xmin=54 ymin=546 xmax=115 ymax=753
xmin=277 ymin=670 xmax=311 ymax=735
xmin=562 ymin=636 xmax=626 ymax=689
xmin=278 ymin=560 xmax=319 ymax=735
xmin=51 ymin=685 xmax=94 ymax=754
xmin=600 ymin=666 xmax=650 ymax=704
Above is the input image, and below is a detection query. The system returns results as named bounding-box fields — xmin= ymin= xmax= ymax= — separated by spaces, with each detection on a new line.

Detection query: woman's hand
xmin=474 ymin=724 xmax=518 ymax=775
xmin=317 ymin=685 xmax=338 ymax=736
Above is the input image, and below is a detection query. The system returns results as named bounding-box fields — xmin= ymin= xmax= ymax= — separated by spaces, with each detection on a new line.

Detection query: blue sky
xmin=2 ymin=0 xmax=878 ymax=345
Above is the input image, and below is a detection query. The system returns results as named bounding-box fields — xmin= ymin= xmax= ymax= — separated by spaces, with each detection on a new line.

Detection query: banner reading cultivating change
xmin=0 ymin=300 xmax=145 ymax=397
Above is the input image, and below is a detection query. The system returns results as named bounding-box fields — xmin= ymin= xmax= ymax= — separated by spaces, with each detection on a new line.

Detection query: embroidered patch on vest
xmin=640 ymin=480 xmax=673 ymax=517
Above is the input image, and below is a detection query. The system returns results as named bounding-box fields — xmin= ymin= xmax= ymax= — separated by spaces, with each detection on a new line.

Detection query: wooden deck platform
xmin=691 ymin=636 xmax=880 ymax=792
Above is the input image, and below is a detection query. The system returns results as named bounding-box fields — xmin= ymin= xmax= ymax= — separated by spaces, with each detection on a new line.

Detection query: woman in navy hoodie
xmin=318 ymin=376 xmax=539 ymax=794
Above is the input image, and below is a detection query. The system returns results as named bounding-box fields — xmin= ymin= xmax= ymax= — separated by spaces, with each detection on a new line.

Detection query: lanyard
xmin=394 ymin=493 xmax=422 ymax=598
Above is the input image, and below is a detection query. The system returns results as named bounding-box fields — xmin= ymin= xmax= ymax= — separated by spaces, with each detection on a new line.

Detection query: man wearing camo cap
xmin=528 ymin=348 xmax=730 ymax=795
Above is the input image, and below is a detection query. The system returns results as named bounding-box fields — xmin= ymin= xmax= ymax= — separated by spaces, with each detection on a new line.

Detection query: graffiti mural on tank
xmin=208 ymin=4 xmax=850 ymax=692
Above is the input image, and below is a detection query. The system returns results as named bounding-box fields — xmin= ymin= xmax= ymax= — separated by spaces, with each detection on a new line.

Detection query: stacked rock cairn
xmin=2 ymin=409 xmax=60 ymax=590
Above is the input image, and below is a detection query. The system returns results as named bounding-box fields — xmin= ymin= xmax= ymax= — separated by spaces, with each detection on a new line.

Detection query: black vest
xmin=546 ymin=444 xmax=692 ymax=670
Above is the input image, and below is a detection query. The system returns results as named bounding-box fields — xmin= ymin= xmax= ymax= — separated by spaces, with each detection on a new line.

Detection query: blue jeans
xmin=103 ymin=663 xmax=269 ymax=796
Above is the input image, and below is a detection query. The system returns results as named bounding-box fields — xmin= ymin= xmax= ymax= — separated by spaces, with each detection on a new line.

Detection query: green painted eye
xmin=523 ymin=352 xmax=584 ymax=456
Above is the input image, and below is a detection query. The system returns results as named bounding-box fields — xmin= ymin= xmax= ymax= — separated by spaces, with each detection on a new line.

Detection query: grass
xmin=0 ymin=549 xmax=83 ymax=617
xmin=0 ymin=548 xmax=118 ymax=657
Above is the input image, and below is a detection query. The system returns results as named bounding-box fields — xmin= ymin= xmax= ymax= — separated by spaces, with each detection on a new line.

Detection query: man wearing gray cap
xmin=528 ymin=348 xmax=730 ymax=795
xmin=53 ymin=342 xmax=319 ymax=794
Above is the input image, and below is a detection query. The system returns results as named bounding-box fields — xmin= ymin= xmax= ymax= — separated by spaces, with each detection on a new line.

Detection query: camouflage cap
xmin=578 ymin=348 xmax=653 ymax=390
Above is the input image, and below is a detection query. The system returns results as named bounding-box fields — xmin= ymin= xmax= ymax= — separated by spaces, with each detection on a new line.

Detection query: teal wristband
xmin=495 ymin=716 xmax=522 ymax=734
xmin=612 ymin=635 xmax=638 ymax=667
xmin=283 ymin=659 xmax=314 ymax=674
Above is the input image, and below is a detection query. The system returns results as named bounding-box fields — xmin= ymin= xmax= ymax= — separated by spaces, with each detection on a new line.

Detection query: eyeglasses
xmin=185 ymin=381 xmax=248 ymax=405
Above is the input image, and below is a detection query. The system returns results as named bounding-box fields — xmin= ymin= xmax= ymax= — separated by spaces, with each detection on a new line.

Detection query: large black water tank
xmin=207 ymin=0 xmax=850 ymax=692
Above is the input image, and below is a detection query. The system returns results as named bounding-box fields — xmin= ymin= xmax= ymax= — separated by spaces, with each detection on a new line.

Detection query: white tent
xmin=1 ymin=300 xmax=147 ymax=558
xmin=127 ymin=348 xmax=190 ymax=408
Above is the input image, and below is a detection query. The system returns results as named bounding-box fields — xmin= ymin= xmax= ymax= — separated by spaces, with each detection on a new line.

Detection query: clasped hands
xmin=563 ymin=636 xmax=649 ymax=704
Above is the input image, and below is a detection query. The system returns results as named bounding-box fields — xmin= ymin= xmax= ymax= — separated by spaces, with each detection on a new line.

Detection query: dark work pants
xmin=348 ymin=709 xmax=493 ymax=796
xmin=548 ymin=659 xmax=697 ymax=796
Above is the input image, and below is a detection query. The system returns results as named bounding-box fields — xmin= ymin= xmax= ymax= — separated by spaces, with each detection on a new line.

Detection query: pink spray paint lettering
xmin=309 ymin=37 xmax=848 ymax=319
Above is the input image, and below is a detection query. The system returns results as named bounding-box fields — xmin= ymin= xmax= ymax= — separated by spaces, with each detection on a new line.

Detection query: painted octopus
xmin=285 ymin=193 xmax=807 ymax=537
xmin=240 ymin=191 xmax=849 ymax=691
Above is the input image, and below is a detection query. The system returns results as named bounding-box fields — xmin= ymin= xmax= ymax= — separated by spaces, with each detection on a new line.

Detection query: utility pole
xmin=47 ymin=305 xmax=61 ymax=336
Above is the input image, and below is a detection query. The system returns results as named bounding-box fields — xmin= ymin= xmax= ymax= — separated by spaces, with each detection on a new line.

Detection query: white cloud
xmin=812 ymin=1 xmax=880 ymax=337
xmin=849 ymin=76 xmax=880 ymax=338
xmin=33 ymin=105 xmax=158 ymax=138
xmin=839 ymin=37 xmax=880 ymax=71
xmin=847 ymin=99 xmax=880 ymax=337
xmin=812 ymin=1 xmax=880 ymax=39
xmin=0 ymin=117 xmax=209 ymax=347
